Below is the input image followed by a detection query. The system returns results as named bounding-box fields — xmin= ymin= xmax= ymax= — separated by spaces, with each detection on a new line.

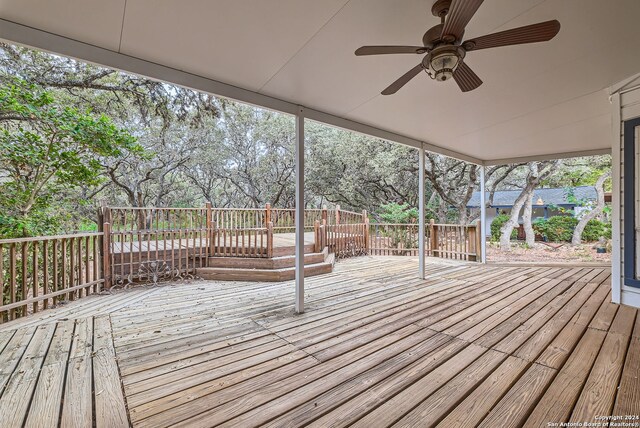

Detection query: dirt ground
xmin=486 ymin=241 xmax=611 ymax=264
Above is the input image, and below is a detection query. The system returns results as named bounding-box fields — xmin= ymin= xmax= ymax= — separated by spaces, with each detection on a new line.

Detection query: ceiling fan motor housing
xmin=423 ymin=45 xmax=465 ymax=82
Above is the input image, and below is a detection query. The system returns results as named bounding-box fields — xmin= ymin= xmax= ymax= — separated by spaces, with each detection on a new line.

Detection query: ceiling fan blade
xmin=441 ymin=0 xmax=484 ymax=41
xmin=453 ymin=61 xmax=483 ymax=92
xmin=355 ymin=45 xmax=428 ymax=56
xmin=463 ymin=20 xmax=561 ymax=51
xmin=381 ymin=64 xmax=424 ymax=95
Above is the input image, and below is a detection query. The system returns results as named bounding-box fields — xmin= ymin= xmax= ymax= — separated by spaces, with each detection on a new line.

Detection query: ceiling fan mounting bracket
xmin=422 ymin=23 xmax=444 ymax=48
xmin=431 ymin=0 xmax=452 ymax=18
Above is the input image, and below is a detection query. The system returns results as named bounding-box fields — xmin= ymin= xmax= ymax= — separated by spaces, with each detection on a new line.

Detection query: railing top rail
xmin=369 ymin=223 xmax=418 ymax=226
xmin=109 ymin=206 xmax=206 ymax=209
xmin=111 ymin=227 xmax=209 ymax=233
xmin=0 ymin=232 xmax=103 ymax=244
xmin=270 ymin=208 xmax=334 ymax=212
xmin=211 ymin=207 xmax=264 ymax=211
xmin=213 ymin=227 xmax=269 ymax=231
xmin=339 ymin=209 xmax=363 ymax=215
xmin=108 ymin=206 xmax=342 ymax=211
xmin=432 ymin=223 xmax=476 ymax=227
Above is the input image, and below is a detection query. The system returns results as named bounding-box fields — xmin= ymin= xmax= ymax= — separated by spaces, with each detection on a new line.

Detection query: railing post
xmin=265 ymin=203 xmax=271 ymax=228
xmin=335 ymin=204 xmax=341 ymax=225
xmin=322 ymin=205 xmax=328 ymax=225
xmin=267 ymin=221 xmax=274 ymax=258
xmin=102 ymin=222 xmax=112 ymax=291
xmin=206 ymin=202 xmax=213 ymax=263
xmin=474 ymin=219 xmax=482 ymax=262
xmin=467 ymin=223 xmax=476 ymax=262
xmin=314 ymin=220 xmax=320 ymax=253
xmin=364 ymin=218 xmax=370 ymax=254
xmin=429 ymin=219 xmax=437 ymax=258
xmin=322 ymin=219 xmax=328 ymax=251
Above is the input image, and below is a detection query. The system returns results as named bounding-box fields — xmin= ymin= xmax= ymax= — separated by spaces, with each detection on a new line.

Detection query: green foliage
xmin=535 ymin=216 xmax=578 ymax=242
xmin=0 ymin=78 xmax=139 ymax=237
xmin=375 ymin=203 xmax=421 ymax=251
xmin=378 ymin=202 xmax=418 ymax=224
xmin=582 ymin=219 xmax=612 ymax=241
xmin=534 ymin=215 xmax=611 ymax=242
xmin=490 ymin=214 xmax=516 ymax=241
xmin=532 ymin=217 xmax=547 ymax=238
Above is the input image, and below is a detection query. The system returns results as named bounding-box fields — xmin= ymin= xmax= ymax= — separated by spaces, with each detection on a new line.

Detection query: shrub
xmin=490 ymin=214 xmax=517 ymax=241
xmin=540 ymin=215 xmax=578 ymax=242
xmin=582 ymin=219 xmax=612 ymax=242
xmin=378 ymin=202 xmax=418 ymax=224
xmin=532 ymin=217 xmax=547 ymax=237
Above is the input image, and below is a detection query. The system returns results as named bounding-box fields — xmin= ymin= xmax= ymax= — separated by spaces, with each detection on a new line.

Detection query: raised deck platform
xmin=200 ymin=232 xmax=334 ymax=281
xmin=0 ymin=258 xmax=635 ymax=427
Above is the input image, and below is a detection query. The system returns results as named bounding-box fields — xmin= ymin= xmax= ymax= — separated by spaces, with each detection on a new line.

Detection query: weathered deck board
xmin=0 ymin=257 xmax=635 ymax=428
xmin=25 ymin=320 xmax=74 ymax=428
xmin=0 ymin=324 xmax=56 ymax=426
xmin=94 ymin=316 xmax=129 ymax=428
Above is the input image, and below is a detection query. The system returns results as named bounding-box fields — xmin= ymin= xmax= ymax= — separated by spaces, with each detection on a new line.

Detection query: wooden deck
xmin=0 ymin=257 xmax=636 ymax=427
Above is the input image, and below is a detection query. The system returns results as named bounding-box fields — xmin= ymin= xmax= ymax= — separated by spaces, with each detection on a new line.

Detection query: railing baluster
xmin=32 ymin=242 xmax=39 ymax=313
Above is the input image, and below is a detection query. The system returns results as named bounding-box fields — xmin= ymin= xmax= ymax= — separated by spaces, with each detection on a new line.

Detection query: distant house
xmin=467 ymin=186 xmax=609 ymax=237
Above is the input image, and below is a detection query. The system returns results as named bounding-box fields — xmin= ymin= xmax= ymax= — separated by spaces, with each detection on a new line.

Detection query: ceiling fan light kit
xmin=355 ymin=0 xmax=560 ymax=94
xmin=424 ymin=45 xmax=465 ymax=82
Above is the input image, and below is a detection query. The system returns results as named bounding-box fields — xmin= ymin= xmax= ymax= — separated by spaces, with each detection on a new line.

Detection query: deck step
xmin=208 ymin=248 xmax=327 ymax=269
xmin=212 ymin=243 xmax=316 ymax=258
xmin=198 ymin=253 xmax=335 ymax=282
xmin=272 ymin=243 xmax=316 ymax=257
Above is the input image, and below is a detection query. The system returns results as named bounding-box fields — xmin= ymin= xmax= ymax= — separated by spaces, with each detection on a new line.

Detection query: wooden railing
xmin=210 ymin=204 xmax=366 ymax=232
xmin=106 ymin=206 xmax=208 ymax=231
xmin=368 ymin=223 xmax=421 ymax=256
xmin=101 ymin=206 xmax=209 ymax=287
xmin=314 ymin=219 xmax=481 ymax=261
xmin=326 ymin=222 xmax=369 ymax=258
xmin=367 ymin=220 xmax=480 ymax=260
xmin=1 ymin=203 xmax=481 ymax=323
xmin=429 ymin=220 xmax=481 ymax=261
xmin=211 ymin=207 xmax=264 ymax=229
xmin=0 ymin=232 xmax=103 ymax=323
xmin=211 ymin=225 xmax=272 ymax=258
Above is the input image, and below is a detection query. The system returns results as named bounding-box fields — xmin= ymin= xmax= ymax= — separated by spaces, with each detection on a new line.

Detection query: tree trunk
xmin=499 ymin=186 xmax=534 ymax=251
xmin=571 ymin=171 xmax=611 ymax=245
xmin=522 ymin=192 xmax=535 ymax=246
xmin=499 ymin=161 xmax=557 ymax=251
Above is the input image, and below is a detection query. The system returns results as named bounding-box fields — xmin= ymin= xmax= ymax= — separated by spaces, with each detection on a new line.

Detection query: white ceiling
xmin=1 ymin=0 xmax=638 ymax=162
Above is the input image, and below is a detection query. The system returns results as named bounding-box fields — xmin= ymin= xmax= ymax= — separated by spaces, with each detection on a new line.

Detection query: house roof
xmin=467 ymin=186 xmax=597 ymax=208
xmin=0 ymin=0 xmax=637 ymax=164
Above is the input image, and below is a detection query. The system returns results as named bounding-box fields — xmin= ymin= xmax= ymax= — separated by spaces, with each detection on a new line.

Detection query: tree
xmin=424 ymin=155 xmax=477 ymax=223
xmin=306 ymin=124 xmax=421 ymax=215
xmin=571 ymin=170 xmax=611 ymax=245
xmin=0 ymin=78 xmax=138 ymax=237
xmin=499 ymin=161 xmax=558 ymax=251
xmin=521 ymin=192 xmax=535 ymax=246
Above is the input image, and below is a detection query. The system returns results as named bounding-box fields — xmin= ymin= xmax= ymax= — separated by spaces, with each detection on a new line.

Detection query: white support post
xmin=295 ymin=107 xmax=305 ymax=314
xmin=611 ymin=91 xmax=621 ymax=303
xmin=480 ymin=165 xmax=487 ymax=263
xmin=418 ymin=145 xmax=426 ymax=278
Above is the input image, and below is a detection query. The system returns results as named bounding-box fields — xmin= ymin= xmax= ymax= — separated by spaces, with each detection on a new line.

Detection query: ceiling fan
xmin=355 ymin=0 xmax=560 ymax=94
